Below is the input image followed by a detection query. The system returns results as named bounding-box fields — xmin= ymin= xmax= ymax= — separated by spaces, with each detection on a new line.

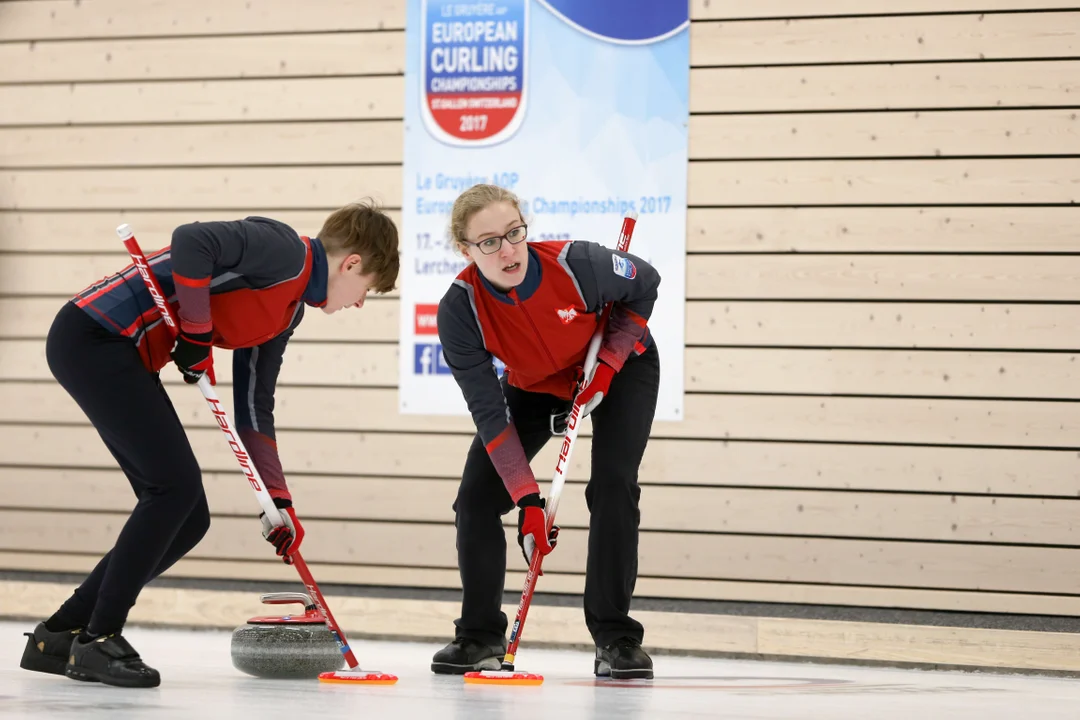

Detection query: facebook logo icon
xmin=414 ymin=343 xmax=452 ymax=375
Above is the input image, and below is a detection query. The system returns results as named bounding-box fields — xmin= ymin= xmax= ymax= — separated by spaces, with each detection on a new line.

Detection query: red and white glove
xmin=260 ymin=498 xmax=305 ymax=565
xmin=574 ymin=360 xmax=616 ymax=418
xmin=516 ymin=493 xmax=559 ymax=568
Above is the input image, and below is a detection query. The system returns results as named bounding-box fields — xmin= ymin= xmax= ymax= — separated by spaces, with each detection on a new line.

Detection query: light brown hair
xmin=449 ymin=184 xmax=524 ymax=256
xmin=318 ymin=199 xmax=400 ymax=293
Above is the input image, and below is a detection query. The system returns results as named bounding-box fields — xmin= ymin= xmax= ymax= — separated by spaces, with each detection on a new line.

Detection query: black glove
xmin=170 ymin=329 xmax=215 ymax=384
xmin=516 ymin=493 xmax=559 ymax=568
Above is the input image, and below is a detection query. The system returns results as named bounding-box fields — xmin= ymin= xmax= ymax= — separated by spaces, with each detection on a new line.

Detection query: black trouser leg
xmin=53 ymin=494 xmax=211 ymax=629
xmin=453 ymin=379 xmax=563 ymax=648
xmin=45 ymin=302 xmax=210 ymax=635
xmin=584 ymin=343 xmax=660 ymax=648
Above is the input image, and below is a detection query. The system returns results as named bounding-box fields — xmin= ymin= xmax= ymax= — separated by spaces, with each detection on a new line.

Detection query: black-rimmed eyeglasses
xmin=466 ymin=224 xmax=528 ymax=255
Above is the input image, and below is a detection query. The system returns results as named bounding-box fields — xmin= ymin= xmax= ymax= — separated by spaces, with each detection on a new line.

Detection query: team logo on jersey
xmin=612 ymin=254 xmax=637 ymax=279
xmin=557 ymin=306 xmax=578 ymax=324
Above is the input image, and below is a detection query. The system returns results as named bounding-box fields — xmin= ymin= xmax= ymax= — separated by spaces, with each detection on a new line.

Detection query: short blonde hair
xmin=318 ymin=198 xmax=400 ymax=294
xmin=449 ymin=184 xmax=525 ymax=256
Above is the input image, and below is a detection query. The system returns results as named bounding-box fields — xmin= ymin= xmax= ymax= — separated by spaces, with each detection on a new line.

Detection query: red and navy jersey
xmin=71 ymin=216 xmax=330 ymax=503
xmin=437 ymin=240 xmax=660 ymax=502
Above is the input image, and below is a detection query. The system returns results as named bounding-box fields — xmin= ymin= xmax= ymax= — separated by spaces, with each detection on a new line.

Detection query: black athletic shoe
xmin=594 ymin=637 xmax=654 ymax=680
xmin=430 ymin=637 xmax=505 ymax=675
xmin=65 ymin=632 xmax=160 ymax=688
xmin=20 ymin=622 xmax=83 ymax=677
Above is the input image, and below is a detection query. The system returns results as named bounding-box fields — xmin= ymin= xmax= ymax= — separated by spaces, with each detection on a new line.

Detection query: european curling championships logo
xmin=420 ymin=0 xmax=527 ymax=147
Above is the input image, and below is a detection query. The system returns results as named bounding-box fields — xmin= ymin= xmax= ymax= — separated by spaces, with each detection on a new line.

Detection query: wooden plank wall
xmin=2 ymin=0 xmax=1080 ymax=618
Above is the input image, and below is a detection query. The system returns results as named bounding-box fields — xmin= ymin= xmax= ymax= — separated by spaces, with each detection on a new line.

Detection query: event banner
xmin=399 ymin=0 xmax=689 ymax=422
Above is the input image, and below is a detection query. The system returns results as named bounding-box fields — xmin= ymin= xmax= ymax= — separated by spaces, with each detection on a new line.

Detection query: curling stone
xmin=231 ymin=592 xmax=345 ymax=679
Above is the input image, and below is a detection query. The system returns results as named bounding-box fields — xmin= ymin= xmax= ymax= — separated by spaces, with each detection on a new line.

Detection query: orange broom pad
xmin=464 ymin=669 xmax=544 ymax=686
xmin=318 ymin=669 xmax=399 ymax=685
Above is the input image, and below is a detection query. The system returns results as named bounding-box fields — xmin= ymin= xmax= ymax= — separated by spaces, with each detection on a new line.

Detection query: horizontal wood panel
xmin=0 ymin=255 xmax=130 ymax=295
xmin=8 ymin=251 xmax=1080 ymax=301
xmin=0 ymin=553 xmax=469 ymax=595
xmin=687 ymin=255 xmax=1080 ymax=301
xmin=13 ymin=380 xmax=1080 ymax=446
xmin=23 ymin=296 xmax=1080 ymax=353
xmin=689 ymin=301 xmax=1080 ymax=350
xmin=680 ymin=394 xmax=1080 ymax=447
xmin=0 ymin=122 xmax=404 ymax=167
xmin=0 ymin=296 xmax=399 ymax=343
xmin=282 ymin=436 xmax=1080 ymax=497
xmin=5 ymin=338 xmax=1078 ymax=399
xmin=0 ymin=551 xmax=589 ymax=598
xmin=0 ymin=510 xmax=470 ymax=571
xmin=0 ymin=382 xmax=466 ymax=434
xmin=689 ymin=207 xmax=1080 ymax=252
xmin=691 ymin=1 xmax=1080 ymax=19
xmin=1 ymin=167 xmax=402 ymax=211
xmin=12 ymin=110 xmax=1075 ymax=166
xmin=0 ymin=206 xmax=1072 ymax=254
xmin=0 ymin=76 xmax=404 ymax=125
xmin=0 ymin=0 xmax=406 ymax=41
xmin=0 ymin=298 xmax=65 ymax=337
xmin=691 ymin=61 xmax=1080 ymax=112
xmin=690 ymin=110 xmax=1080 ymax=159
xmin=687 ymin=347 xmax=1080 ymax=398
xmin=691 ymin=13 xmax=1080 ymax=66
xmin=7 ymin=110 xmax=1077 ymax=167
xmin=642 ymin=486 xmax=1080 ymax=545
xmin=1 ymin=468 xmax=462 ymax=523
xmin=0 ymin=33 xmax=405 ymax=83
xmin=10 ymin=551 xmax=1080 ymax=617
xmin=7 ymin=467 xmax=1078 ymax=546
xmin=689 ymin=159 xmax=1080 ymax=205
xmin=0 ymin=340 xmax=398 ymax=387
xmin=23 ymin=11 xmax=1080 ymax=84
xmin=3 ymin=426 xmax=1078 ymax=496
xmin=0 ymin=210 xmax=403 ymax=252
xmin=7 ymin=62 xmax=1077 ymax=124
xmin=6 ymin=508 xmax=1080 ymax=593
xmin=0 ymin=424 xmax=480 ymax=479
xmin=6 ymin=408 xmax=1080 ymax=492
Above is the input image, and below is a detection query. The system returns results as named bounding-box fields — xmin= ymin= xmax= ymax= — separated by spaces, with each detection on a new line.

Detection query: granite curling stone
xmin=231 ymin=592 xmax=345 ymax=679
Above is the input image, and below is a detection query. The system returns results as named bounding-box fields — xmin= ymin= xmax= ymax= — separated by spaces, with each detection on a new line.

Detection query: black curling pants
xmin=452 ymin=342 xmax=660 ymax=649
xmin=45 ymin=301 xmax=211 ymax=635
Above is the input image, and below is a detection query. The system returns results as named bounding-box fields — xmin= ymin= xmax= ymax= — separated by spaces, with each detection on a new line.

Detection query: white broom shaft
xmin=544 ymin=211 xmax=637 ymax=531
xmin=542 ymin=331 xmax=598 ymax=529
xmin=195 ymin=377 xmax=281 ymax=521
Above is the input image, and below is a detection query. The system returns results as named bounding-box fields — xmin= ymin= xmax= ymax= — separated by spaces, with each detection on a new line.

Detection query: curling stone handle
xmin=260 ymin=592 xmax=315 ymax=607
